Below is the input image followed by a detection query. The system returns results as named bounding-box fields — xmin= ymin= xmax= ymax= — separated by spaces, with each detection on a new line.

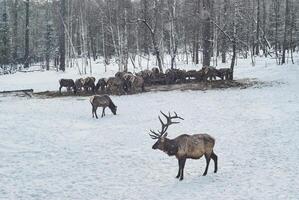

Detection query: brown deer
xmin=75 ymin=78 xmax=84 ymax=91
xmin=59 ymin=79 xmax=77 ymax=94
xmin=149 ymin=111 xmax=218 ymax=181
xmin=202 ymin=66 xmax=217 ymax=81
xmin=129 ymin=75 xmax=145 ymax=93
xmin=136 ymin=70 xmax=153 ymax=86
xmin=106 ymin=77 xmax=126 ymax=95
xmin=95 ymin=78 xmax=107 ymax=93
xmin=83 ymin=77 xmax=96 ymax=93
xmin=217 ymin=68 xmax=233 ymax=80
xmin=89 ymin=95 xmax=117 ymax=118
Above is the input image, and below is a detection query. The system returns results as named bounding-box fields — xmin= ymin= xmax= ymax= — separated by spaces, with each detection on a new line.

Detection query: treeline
xmin=0 ymin=0 xmax=298 ymax=73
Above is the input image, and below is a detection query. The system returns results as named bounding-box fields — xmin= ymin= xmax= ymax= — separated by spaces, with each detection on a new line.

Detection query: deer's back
xmin=174 ymin=134 xmax=215 ymax=159
xmin=90 ymin=95 xmax=110 ymax=107
xmin=59 ymin=79 xmax=75 ymax=86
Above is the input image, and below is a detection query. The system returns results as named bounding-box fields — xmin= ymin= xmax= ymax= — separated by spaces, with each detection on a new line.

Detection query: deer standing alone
xmin=149 ymin=111 xmax=218 ymax=181
xmin=90 ymin=95 xmax=117 ymax=118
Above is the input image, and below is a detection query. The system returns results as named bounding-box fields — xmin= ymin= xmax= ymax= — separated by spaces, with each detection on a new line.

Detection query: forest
xmin=0 ymin=0 xmax=298 ymax=75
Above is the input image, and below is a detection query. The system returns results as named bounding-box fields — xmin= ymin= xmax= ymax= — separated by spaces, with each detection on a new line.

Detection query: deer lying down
xmin=149 ymin=111 xmax=218 ymax=181
xmin=89 ymin=95 xmax=117 ymax=118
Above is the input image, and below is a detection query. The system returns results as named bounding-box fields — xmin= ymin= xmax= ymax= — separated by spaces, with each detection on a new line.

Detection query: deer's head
xmin=149 ymin=111 xmax=184 ymax=156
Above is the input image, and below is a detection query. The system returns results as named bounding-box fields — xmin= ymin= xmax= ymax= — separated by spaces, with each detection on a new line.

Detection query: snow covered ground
xmin=0 ymin=56 xmax=299 ymax=199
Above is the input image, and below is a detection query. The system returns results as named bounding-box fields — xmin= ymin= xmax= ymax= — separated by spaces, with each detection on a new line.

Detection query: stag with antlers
xmin=149 ymin=111 xmax=218 ymax=181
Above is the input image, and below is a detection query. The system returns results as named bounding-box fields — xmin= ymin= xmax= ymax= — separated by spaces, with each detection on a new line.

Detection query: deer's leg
xmin=59 ymin=86 xmax=62 ymax=94
xmin=210 ymin=151 xmax=218 ymax=173
xmin=203 ymin=154 xmax=211 ymax=176
xmin=92 ymin=106 xmax=95 ymax=118
xmin=102 ymin=107 xmax=106 ymax=117
xmin=176 ymin=159 xmax=181 ymax=178
xmin=94 ymin=107 xmax=98 ymax=119
xmin=179 ymin=158 xmax=186 ymax=181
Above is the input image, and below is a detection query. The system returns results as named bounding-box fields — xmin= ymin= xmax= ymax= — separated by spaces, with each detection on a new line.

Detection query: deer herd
xmin=59 ymin=67 xmax=220 ymax=181
xmin=58 ymin=66 xmax=232 ymax=95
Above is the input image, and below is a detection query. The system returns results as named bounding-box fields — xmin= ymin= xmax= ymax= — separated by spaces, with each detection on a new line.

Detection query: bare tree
xmin=136 ymin=0 xmax=164 ymax=72
xmin=167 ymin=0 xmax=178 ymax=69
xmin=59 ymin=0 xmax=66 ymax=71
xmin=282 ymin=0 xmax=289 ymax=64
xmin=202 ymin=0 xmax=212 ymax=67
xmin=12 ymin=0 xmax=18 ymax=63
xmin=24 ymin=0 xmax=30 ymax=68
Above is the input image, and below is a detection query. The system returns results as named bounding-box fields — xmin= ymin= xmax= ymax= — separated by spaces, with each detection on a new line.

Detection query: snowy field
xmin=0 ymin=57 xmax=299 ymax=199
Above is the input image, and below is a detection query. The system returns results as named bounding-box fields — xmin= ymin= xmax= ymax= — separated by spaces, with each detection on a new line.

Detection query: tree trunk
xmin=24 ymin=0 xmax=30 ymax=68
xmin=274 ymin=0 xmax=279 ymax=63
xmin=1 ymin=0 xmax=10 ymax=66
xmin=12 ymin=0 xmax=18 ymax=63
xmin=123 ymin=7 xmax=129 ymax=72
xmin=282 ymin=0 xmax=289 ymax=64
xmin=230 ymin=1 xmax=237 ymax=80
xmin=59 ymin=0 xmax=66 ymax=71
xmin=202 ymin=1 xmax=211 ymax=67
xmin=45 ymin=0 xmax=51 ymax=70
xmin=255 ymin=0 xmax=260 ymax=55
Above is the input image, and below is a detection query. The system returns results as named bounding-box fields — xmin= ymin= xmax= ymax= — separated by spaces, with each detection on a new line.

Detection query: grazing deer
xmin=95 ymin=78 xmax=107 ymax=92
xmin=123 ymin=73 xmax=135 ymax=92
xmin=149 ymin=111 xmax=218 ymax=181
xmin=75 ymin=78 xmax=84 ymax=91
xmin=152 ymin=67 xmax=160 ymax=77
xmin=136 ymin=70 xmax=153 ymax=86
xmin=115 ymin=71 xmax=126 ymax=79
xmin=129 ymin=75 xmax=145 ymax=92
xmin=59 ymin=79 xmax=77 ymax=94
xmin=83 ymin=77 xmax=96 ymax=93
xmin=202 ymin=66 xmax=217 ymax=81
xmin=217 ymin=68 xmax=233 ymax=80
xmin=165 ymin=69 xmax=186 ymax=84
xmin=106 ymin=77 xmax=126 ymax=95
xmin=185 ymin=70 xmax=197 ymax=81
xmin=89 ymin=95 xmax=117 ymax=118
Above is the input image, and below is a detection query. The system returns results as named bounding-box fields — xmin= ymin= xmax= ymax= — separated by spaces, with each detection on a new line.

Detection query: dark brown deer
xmin=217 ymin=68 xmax=233 ymax=80
xmin=136 ymin=70 xmax=152 ymax=86
xmin=106 ymin=77 xmax=126 ymax=95
xmin=129 ymin=75 xmax=145 ymax=92
xmin=75 ymin=78 xmax=84 ymax=91
xmin=59 ymin=79 xmax=77 ymax=94
xmin=149 ymin=111 xmax=218 ymax=181
xmin=83 ymin=77 xmax=96 ymax=93
xmin=95 ymin=78 xmax=107 ymax=92
xmin=89 ymin=95 xmax=117 ymax=118
xmin=202 ymin=66 xmax=217 ymax=81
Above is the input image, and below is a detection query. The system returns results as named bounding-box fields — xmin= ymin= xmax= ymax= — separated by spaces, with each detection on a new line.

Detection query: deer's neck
xmin=164 ymin=138 xmax=178 ymax=156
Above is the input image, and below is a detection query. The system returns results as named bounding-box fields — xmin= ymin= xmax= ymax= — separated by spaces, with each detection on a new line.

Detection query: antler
xmin=149 ymin=111 xmax=184 ymax=140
